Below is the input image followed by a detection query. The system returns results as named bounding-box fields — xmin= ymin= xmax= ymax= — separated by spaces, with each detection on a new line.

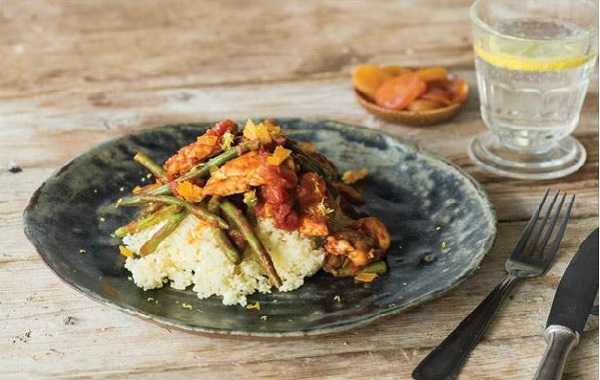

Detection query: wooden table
xmin=1 ymin=1 xmax=598 ymax=379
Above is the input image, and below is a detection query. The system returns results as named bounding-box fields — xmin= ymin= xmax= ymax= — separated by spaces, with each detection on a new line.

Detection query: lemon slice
xmin=474 ymin=35 xmax=594 ymax=71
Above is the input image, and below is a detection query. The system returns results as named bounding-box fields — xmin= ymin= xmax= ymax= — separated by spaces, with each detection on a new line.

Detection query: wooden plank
xmin=0 ymin=0 xmax=476 ymax=98
xmin=1 ymin=75 xmax=597 ymax=222
xmin=1 ymin=218 xmax=597 ymax=379
xmin=1 ymin=0 xmax=597 ymax=378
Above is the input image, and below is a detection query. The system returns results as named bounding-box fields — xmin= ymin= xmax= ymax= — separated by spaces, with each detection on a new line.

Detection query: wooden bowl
xmin=354 ymin=78 xmax=469 ymax=127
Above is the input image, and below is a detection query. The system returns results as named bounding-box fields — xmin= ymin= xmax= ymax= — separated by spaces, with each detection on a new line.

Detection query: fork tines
xmin=511 ymin=189 xmax=575 ymax=266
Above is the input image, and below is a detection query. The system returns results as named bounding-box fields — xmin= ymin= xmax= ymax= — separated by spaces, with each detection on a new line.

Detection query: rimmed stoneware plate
xmin=24 ymin=119 xmax=496 ymax=337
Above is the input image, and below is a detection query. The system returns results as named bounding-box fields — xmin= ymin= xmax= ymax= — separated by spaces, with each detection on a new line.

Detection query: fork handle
xmin=412 ymin=275 xmax=519 ymax=380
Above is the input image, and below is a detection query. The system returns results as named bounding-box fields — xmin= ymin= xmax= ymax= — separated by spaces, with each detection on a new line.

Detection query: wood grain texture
xmin=0 ymin=1 xmax=597 ymax=379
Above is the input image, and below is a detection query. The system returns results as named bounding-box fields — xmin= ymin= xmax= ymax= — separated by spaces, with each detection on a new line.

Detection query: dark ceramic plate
xmin=24 ymin=119 xmax=496 ymax=337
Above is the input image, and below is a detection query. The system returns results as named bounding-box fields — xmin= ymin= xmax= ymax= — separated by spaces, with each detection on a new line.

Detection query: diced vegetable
xmin=175 ymin=181 xmax=204 ymax=203
xmin=267 ymin=146 xmax=292 ymax=166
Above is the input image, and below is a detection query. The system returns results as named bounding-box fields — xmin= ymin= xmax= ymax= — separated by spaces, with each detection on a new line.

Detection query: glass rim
xmin=469 ymin=0 xmax=598 ymax=42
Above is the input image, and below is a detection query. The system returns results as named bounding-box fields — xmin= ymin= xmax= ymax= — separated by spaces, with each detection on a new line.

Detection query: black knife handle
xmin=533 ymin=325 xmax=579 ymax=380
xmin=412 ymin=275 xmax=519 ymax=380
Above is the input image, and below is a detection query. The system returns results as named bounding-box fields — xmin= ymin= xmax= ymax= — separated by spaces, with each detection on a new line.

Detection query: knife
xmin=533 ymin=228 xmax=599 ymax=380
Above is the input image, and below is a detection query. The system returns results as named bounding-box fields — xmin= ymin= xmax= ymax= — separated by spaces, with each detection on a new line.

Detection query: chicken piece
xmin=299 ymin=215 xmax=329 ymax=237
xmin=354 ymin=217 xmax=391 ymax=250
xmin=202 ymin=151 xmax=269 ymax=196
xmin=296 ymin=172 xmax=331 ymax=237
xmin=323 ymin=217 xmax=390 ymax=275
xmin=163 ymin=120 xmax=237 ymax=180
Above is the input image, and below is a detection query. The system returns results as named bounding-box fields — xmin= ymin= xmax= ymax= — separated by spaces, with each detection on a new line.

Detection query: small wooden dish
xmin=354 ymin=76 xmax=469 ymax=127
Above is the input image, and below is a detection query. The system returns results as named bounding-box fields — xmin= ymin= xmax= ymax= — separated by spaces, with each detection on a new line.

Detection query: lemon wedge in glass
xmin=474 ymin=34 xmax=594 ymax=71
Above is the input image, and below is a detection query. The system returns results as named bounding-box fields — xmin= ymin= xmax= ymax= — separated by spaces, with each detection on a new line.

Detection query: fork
xmin=413 ymin=189 xmax=575 ymax=380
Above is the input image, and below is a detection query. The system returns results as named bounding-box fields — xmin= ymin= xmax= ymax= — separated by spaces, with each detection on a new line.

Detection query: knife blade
xmin=534 ymin=228 xmax=599 ymax=380
xmin=546 ymin=228 xmax=599 ymax=332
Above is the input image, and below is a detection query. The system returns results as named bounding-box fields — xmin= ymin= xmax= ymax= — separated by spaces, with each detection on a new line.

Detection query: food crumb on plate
xmin=342 ymin=168 xmax=368 ymax=185
xmin=441 ymin=241 xmax=449 ymax=251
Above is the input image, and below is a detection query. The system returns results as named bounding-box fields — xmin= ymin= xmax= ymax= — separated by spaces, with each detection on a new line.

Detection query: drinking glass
xmin=469 ymin=0 xmax=597 ymax=179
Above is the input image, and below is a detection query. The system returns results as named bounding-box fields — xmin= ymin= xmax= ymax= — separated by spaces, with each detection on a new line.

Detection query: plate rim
xmin=23 ymin=119 xmax=497 ymax=337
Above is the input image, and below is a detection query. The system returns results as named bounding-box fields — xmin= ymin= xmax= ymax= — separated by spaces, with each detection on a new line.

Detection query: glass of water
xmin=469 ymin=0 xmax=597 ymax=179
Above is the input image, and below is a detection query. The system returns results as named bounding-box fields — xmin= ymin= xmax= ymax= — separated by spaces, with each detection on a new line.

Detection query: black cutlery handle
xmin=412 ymin=275 xmax=519 ymax=380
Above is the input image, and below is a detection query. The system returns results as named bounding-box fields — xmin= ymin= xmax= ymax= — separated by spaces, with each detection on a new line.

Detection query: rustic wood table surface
xmin=1 ymin=1 xmax=598 ymax=379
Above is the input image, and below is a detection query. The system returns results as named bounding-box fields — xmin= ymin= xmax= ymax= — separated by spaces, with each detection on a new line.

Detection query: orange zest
xmin=119 ymin=245 xmax=134 ymax=258
xmin=175 ymin=181 xmax=204 ymax=203
xmin=354 ymin=272 xmax=378 ymax=283
xmin=267 ymin=146 xmax=292 ymax=166
xmin=243 ymin=119 xmax=276 ymax=145
xmin=342 ymin=168 xmax=368 ymax=185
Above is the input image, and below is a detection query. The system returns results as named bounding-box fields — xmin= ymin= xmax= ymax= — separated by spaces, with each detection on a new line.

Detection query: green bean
xmin=139 ymin=211 xmax=188 ymax=256
xmin=220 ymin=201 xmax=282 ymax=288
xmin=147 ymin=140 xmax=260 ymax=196
xmin=207 ymin=196 xmax=221 ymax=214
xmin=117 ymin=195 xmax=229 ymax=229
xmin=213 ymin=229 xmax=242 ymax=264
xmin=114 ymin=204 xmax=182 ymax=238
xmin=286 ymin=140 xmax=338 ymax=182
xmin=359 ymin=260 xmax=387 ymax=275
xmin=133 ymin=151 xmax=168 ymax=183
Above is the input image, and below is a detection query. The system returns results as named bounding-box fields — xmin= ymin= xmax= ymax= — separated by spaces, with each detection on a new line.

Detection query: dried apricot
xmin=381 ymin=65 xmax=411 ymax=76
xmin=415 ymin=66 xmax=448 ymax=82
xmin=407 ymin=99 xmax=442 ymax=112
xmin=447 ymin=79 xmax=469 ymax=104
xmin=374 ymin=73 xmax=427 ymax=110
xmin=420 ymin=87 xmax=453 ymax=106
xmin=352 ymin=64 xmax=391 ymax=98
